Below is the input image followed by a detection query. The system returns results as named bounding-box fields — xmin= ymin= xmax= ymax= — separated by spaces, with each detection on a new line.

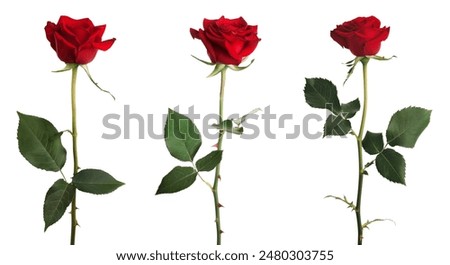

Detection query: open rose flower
xmin=190 ymin=16 xmax=260 ymax=65
xmin=45 ymin=16 xmax=115 ymax=64
xmin=330 ymin=16 xmax=389 ymax=56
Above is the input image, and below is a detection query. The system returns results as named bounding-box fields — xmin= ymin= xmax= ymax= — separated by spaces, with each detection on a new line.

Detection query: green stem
xmin=355 ymin=57 xmax=369 ymax=245
xmin=212 ymin=68 xmax=227 ymax=245
xmin=70 ymin=66 xmax=79 ymax=245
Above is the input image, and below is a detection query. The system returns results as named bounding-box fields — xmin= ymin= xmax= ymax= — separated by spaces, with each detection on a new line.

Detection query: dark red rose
xmin=45 ymin=16 xmax=115 ymax=64
xmin=190 ymin=16 xmax=260 ymax=65
xmin=330 ymin=16 xmax=390 ymax=56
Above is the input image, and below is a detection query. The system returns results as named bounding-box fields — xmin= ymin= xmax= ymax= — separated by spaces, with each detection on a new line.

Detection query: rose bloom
xmin=45 ymin=16 xmax=115 ymax=64
xmin=190 ymin=16 xmax=260 ymax=65
xmin=330 ymin=16 xmax=389 ymax=56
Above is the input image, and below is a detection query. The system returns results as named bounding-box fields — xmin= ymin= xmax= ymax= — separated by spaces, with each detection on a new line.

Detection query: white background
xmin=1 ymin=0 xmax=448 ymax=264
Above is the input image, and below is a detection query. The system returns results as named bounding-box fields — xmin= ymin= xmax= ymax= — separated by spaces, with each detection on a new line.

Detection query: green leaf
xmin=324 ymin=114 xmax=351 ymax=136
xmin=196 ymin=150 xmax=223 ymax=172
xmin=17 ymin=112 xmax=67 ymax=171
xmin=72 ymin=169 xmax=124 ymax=195
xmin=386 ymin=107 xmax=431 ymax=148
xmin=165 ymin=109 xmax=202 ymax=162
xmin=44 ymin=179 xmax=75 ymax=231
xmin=156 ymin=166 xmax=197 ymax=195
xmin=375 ymin=149 xmax=406 ymax=185
xmin=304 ymin=78 xmax=341 ymax=113
xmin=362 ymin=131 xmax=384 ymax=155
xmin=341 ymin=98 xmax=360 ymax=119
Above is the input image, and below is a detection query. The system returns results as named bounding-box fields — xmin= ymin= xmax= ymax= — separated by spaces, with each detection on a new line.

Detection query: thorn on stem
xmin=220 ymin=230 xmax=224 ymax=234
xmin=218 ymin=175 xmax=221 ymax=180
xmin=218 ymin=203 xmax=224 ymax=208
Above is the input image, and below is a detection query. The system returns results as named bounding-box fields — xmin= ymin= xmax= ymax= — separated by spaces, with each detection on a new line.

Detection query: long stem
xmin=355 ymin=58 xmax=369 ymax=245
xmin=70 ymin=66 xmax=79 ymax=245
xmin=212 ymin=69 xmax=226 ymax=245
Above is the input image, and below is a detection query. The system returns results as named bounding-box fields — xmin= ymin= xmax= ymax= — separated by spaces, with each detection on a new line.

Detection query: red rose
xmin=190 ymin=16 xmax=260 ymax=65
xmin=330 ymin=16 xmax=390 ymax=56
xmin=45 ymin=16 xmax=115 ymax=64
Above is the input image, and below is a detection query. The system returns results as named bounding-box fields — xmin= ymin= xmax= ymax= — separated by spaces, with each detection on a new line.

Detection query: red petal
xmin=224 ymin=40 xmax=244 ymax=60
xmin=58 ymin=16 xmax=94 ymax=30
xmin=190 ymin=28 xmax=200 ymax=39
xmin=240 ymin=39 xmax=260 ymax=57
xmin=44 ymin=22 xmax=57 ymax=50
xmin=214 ymin=47 xmax=241 ymax=65
xmin=364 ymin=27 xmax=390 ymax=55
xmin=363 ymin=41 xmax=381 ymax=56
xmin=203 ymin=18 xmax=216 ymax=29
xmin=93 ymin=38 xmax=116 ymax=51
xmin=59 ymin=19 xmax=82 ymax=45
xmin=346 ymin=35 xmax=367 ymax=56
xmin=366 ymin=16 xmax=381 ymax=28
xmin=232 ymin=17 xmax=247 ymax=28
xmin=331 ymin=28 xmax=352 ymax=49
xmin=76 ymin=48 xmax=98 ymax=64
xmin=92 ymin=25 xmax=106 ymax=40
xmin=53 ymin=31 xmax=77 ymax=63
xmin=195 ymin=29 xmax=218 ymax=63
